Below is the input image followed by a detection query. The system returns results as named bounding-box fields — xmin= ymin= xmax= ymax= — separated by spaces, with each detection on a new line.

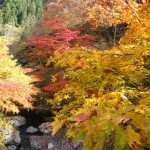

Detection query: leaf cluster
xmin=26 ymin=21 xmax=93 ymax=94
xmin=0 ymin=37 xmax=35 ymax=113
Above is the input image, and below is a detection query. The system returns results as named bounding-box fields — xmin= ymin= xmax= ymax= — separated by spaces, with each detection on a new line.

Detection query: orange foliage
xmin=0 ymin=37 xmax=35 ymax=113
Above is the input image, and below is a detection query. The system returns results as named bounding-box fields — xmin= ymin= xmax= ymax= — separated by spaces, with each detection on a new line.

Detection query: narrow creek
xmin=16 ymin=109 xmax=53 ymax=150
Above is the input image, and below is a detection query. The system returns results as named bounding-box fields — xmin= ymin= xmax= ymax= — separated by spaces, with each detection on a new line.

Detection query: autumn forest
xmin=0 ymin=0 xmax=150 ymax=149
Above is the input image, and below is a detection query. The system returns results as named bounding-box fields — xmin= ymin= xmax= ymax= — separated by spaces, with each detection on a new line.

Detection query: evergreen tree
xmin=35 ymin=0 xmax=44 ymax=17
xmin=3 ymin=3 xmax=11 ymax=24
xmin=0 ymin=10 xmax=3 ymax=32
xmin=28 ymin=0 xmax=36 ymax=15
xmin=0 ymin=0 xmax=45 ymax=27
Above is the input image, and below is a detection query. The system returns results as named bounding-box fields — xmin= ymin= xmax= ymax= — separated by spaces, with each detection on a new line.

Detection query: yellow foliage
xmin=0 ymin=37 xmax=35 ymax=113
xmin=50 ymin=118 xmax=66 ymax=136
xmin=48 ymin=3 xmax=150 ymax=150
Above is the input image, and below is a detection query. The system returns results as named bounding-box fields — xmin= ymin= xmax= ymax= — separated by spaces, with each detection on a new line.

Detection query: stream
xmin=15 ymin=109 xmax=53 ymax=150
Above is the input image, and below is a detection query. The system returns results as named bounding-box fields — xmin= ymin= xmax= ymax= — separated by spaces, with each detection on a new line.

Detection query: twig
xmin=125 ymin=0 xmax=142 ymax=24
xmin=113 ymin=26 xmax=117 ymax=46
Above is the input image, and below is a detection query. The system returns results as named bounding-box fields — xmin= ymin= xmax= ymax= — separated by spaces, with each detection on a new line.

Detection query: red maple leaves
xmin=27 ymin=20 xmax=93 ymax=60
xmin=26 ymin=20 xmax=93 ymax=93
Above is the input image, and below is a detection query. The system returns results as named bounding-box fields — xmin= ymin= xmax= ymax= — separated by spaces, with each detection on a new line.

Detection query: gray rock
xmin=0 ymin=124 xmax=14 ymax=144
xmin=29 ymin=136 xmax=49 ymax=149
xmin=73 ymin=140 xmax=82 ymax=148
xmin=29 ymin=134 xmax=74 ymax=150
xmin=48 ymin=143 xmax=54 ymax=149
xmin=7 ymin=116 xmax=26 ymax=127
xmin=13 ymin=129 xmax=21 ymax=144
xmin=0 ymin=124 xmax=21 ymax=144
xmin=7 ymin=145 xmax=17 ymax=150
xmin=26 ymin=126 xmax=38 ymax=134
xmin=29 ymin=128 xmax=83 ymax=150
xmin=39 ymin=122 xmax=53 ymax=134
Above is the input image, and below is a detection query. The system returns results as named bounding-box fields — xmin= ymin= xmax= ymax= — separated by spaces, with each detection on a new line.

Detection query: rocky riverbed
xmin=1 ymin=110 xmax=82 ymax=150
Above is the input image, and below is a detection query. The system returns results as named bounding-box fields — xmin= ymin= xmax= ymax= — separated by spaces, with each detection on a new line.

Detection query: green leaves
xmin=114 ymin=126 xmax=128 ymax=150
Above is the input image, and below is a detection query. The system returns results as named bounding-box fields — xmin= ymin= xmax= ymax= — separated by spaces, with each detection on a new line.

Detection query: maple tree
xmin=0 ymin=36 xmax=36 ymax=148
xmin=85 ymin=0 xmax=141 ymax=27
xmin=46 ymin=2 xmax=150 ymax=150
xmin=82 ymin=0 xmax=147 ymax=48
xmin=26 ymin=20 xmax=93 ymax=94
xmin=0 ymin=37 xmax=35 ymax=114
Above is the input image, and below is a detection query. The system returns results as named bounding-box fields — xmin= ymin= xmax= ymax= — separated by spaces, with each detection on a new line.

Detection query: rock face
xmin=39 ymin=122 xmax=53 ymax=134
xmin=26 ymin=126 xmax=38 ymax=134
xmin=7 ymin=115 xmax=26 ymax=127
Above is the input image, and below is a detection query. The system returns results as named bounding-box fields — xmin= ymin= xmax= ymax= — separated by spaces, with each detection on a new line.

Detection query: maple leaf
xmin=75 ymin=112 xmax=91 ymax=122
xmin=103 ymin=69 xmax=112 ymax=74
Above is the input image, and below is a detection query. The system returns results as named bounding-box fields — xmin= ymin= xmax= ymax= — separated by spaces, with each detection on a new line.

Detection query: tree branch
xmin=125 ymin=0 xmax=142 ymax=24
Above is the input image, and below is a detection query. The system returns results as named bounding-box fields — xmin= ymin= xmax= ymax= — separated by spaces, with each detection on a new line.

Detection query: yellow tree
xmin=0 ymin=36 xmax=36 ymax=147
xmin=48 ymin=2 xmax=150 ymax=150
xmin=85 ymin=0 xmax=142 ymax=26
xmin=0 ymin=37 xmax=36 ymax=113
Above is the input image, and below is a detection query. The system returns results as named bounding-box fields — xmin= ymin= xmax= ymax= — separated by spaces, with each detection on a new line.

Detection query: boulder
xmin=7 ymin=145 xmax=17 ymax=150
xmin=0 ymin=124 xmax=14 ymax=144
xmin=29 ymin=136 xmax=49 ymax=149
xmin=7 ymin=115 xmax=26 ymax=127
xmin=0 ymin=124 xmax=21 ymax=145
xmin=26 ymin=126 xmax=38 ymax=134
xmin=39 ymin=122 xmax=53 ymax=134
xmin=13 ymin=129 xmax=21 ymax=144
xmin=29 ymin=135 xmax=73 ymax=150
